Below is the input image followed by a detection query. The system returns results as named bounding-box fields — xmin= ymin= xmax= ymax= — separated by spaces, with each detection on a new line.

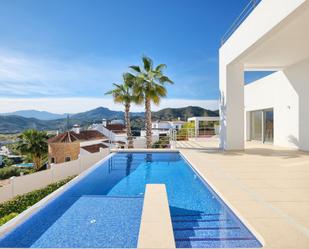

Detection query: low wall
xmin=0 ymin=149 xmax=109 ymax=203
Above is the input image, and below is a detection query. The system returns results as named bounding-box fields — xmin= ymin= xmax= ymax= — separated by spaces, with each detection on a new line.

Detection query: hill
xmin=152 ymin=106 xmax=218 ymax=120
xmin=0 ymin=106 xmax=218 ymax=133
xmin=1 ymin=110 xmax=68 ymax=120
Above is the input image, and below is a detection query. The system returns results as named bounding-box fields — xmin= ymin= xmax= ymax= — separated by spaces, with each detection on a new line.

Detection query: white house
xmin=140 ymin=120 xmax=186 ymax=141
xmin=219 ymin=0 xmax=309 ymax=151
xmin=88 ymin=119 xmax=127 ymax=146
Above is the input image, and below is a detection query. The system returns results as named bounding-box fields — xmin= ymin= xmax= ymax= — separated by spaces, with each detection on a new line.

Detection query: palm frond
xmin=159 ymin=76 xmax=173 ymax=84
xmin=142 ymin=56 xmax=153 ymax=72
xmin=129 ymin=65 xmax=141 ymax=73
xmin=155 ymin=64 xmax=166 ymax=72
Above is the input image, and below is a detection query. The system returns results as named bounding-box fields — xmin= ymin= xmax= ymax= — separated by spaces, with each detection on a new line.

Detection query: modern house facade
xmin=219 ymin=0 xmax=309 ymax=151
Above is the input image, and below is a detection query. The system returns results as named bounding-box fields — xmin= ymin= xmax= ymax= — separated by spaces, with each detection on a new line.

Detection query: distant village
xmin=0 ymin=116 xmax=219 ymax=185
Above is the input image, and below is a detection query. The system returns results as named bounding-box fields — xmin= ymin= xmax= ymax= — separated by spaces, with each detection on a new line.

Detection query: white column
xmin=219 ymin=62 xmax=245 ymax=150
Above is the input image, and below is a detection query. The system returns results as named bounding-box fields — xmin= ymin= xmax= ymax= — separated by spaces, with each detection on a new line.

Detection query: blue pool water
xmin=15 ymin=163 xmax=34 ymax=168
xmin=0 ymin=152 xmax=262 ymax=248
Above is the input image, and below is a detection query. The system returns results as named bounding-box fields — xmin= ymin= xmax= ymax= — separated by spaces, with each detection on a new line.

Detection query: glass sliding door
xmin=251 ymin=111 xmax=263 ymax=141
xmin=264 ymin=109 xmax=274 ymax=143
xmin=250 ymin=108 xmax=274 ymax=143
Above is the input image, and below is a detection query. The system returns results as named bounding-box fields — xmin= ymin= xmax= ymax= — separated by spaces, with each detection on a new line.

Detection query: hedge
xmin=0 ymin=167 xmax=34 ymax=180
xmin=0 ymin=176 xmax=75 ymax=225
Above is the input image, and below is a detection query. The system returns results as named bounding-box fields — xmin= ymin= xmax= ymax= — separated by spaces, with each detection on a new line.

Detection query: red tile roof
xmin=81 ymin=143 xmax=109 ymax=153
xmin=105 ymin=124 xmax=126 ymax=133
xmin=48 ymin=130 xmax=107 ymax=143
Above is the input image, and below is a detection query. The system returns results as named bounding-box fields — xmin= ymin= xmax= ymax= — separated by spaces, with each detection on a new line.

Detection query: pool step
xmin=171 ymin=213 xmax=261 ymax=248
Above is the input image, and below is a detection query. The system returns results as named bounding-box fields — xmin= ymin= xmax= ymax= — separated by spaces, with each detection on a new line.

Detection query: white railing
xmin=0 ymin=148 xmax=109 ymax=203
xmin=221 ymin=0 xmax=262 ymax=45
xmin=108 ymin=128 xmax=219 ymax=149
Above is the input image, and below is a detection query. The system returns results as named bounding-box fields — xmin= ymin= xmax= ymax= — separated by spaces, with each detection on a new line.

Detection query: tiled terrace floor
xmin=179 ymin=140 xmax=309 ymax=249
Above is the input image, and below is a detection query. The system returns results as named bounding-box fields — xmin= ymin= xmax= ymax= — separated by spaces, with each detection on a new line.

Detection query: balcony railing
xmin=221 ymin=0 xmax=262 ymax=46
xmin=107 ymin=128 xmax=219 ymax=149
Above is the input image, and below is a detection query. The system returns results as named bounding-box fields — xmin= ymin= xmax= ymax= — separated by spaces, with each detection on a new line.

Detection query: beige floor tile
xmin=179 ymin=140 xmax=309 ymax=249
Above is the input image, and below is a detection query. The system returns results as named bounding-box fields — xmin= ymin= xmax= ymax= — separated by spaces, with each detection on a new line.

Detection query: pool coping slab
xmin=138 ymin=184 xmax=175 ymax=249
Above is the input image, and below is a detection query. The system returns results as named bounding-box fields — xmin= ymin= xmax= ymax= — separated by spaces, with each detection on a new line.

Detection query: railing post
xmin=109 ymin=130 xmax=112 ymax=150
xmin=173 ymin=129 xmax=177 ymax=149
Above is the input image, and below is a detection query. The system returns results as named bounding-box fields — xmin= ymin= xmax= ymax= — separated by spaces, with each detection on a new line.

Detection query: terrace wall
xmin=0 ymin=149 xmax=109 ymax=203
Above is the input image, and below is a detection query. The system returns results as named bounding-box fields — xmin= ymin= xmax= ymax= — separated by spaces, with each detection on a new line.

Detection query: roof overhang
xmin=242 ymin=1 xmax=309 ymax=70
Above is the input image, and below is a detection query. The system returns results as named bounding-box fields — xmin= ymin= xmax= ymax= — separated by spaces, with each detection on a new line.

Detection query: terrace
xmin=180 ymin=140 xmax=309 ymax=248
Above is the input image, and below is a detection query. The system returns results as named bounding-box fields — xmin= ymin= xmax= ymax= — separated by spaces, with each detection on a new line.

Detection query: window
xmin=250 ymin=109 xmax=273 ymax=143
xmin=65 ymin=156 xmax=71 ymax=162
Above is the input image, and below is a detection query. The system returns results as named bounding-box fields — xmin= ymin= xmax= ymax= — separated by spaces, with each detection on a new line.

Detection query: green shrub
xmin=0 ymin=176 xmax=75 ymax=222
xmin=0 ymin=167 xmax=34 ymax=180
xmin=0 ymin=213 xmax=18 ymax=226
xmin=152 ymin=137 xmax=170 ymax=148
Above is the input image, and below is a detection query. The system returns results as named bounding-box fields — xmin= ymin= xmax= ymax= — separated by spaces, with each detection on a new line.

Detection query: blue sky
xmin=0 ymin=0 xmax=256 ymax=113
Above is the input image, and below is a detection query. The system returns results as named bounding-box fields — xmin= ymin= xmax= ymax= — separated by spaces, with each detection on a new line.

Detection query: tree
xmin=17 ymin=129 xmax=48 ymax=171
xmin=129 ymin=56 xmax=173 ymax=148
xmin=105 ymin=73 xmax=141 ymax=148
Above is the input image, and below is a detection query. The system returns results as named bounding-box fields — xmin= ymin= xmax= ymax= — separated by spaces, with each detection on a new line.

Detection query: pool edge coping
xmin=179 ymin=151 xmax=266 ymax=248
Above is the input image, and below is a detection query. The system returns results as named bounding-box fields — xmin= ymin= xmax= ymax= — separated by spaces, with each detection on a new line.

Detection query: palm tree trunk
xmin=33 ymin=156 xmax=42 ymax=171
xmin=145 ymin=97 xmax=152 ymax=148
xmin=125 ymin=103 xmax=133 ymax=148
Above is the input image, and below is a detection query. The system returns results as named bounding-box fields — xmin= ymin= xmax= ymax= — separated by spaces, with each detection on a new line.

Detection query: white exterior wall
xmin=245 ymin=58 xmax=309 ymax=151
xmin=219 ymin=0 xmax=308 ymax=150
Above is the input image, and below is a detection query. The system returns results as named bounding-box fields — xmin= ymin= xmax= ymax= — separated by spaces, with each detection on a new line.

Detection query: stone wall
xmin=48 ymin=141 xmax=80 ymax=164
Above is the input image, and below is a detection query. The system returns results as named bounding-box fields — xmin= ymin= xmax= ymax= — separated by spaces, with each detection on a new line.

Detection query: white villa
xmin=220 ymin=0 xmax=309 ymax=151
xmin=140 ymin=120 xmax=186 ymax=141
xmin=88 ymin=119 xmax=127 ymax=147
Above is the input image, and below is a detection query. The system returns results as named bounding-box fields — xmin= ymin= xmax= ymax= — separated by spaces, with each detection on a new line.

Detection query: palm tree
xmin=17 ymin=129 xmax=48 ymax=171
xmin=105 ymin=73 xmax=140 ymax=148
xmin=129 ymin=56 xmax=173 ymax=148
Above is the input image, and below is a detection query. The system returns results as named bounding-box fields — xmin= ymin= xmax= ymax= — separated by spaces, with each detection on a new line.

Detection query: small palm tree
xmin=105 ymin=73 xmax=140 ymax=148
xmin=17 ymin=129 xmax=48 ymax=171
xmin=129 ymin=56 xmax=173 ymax=148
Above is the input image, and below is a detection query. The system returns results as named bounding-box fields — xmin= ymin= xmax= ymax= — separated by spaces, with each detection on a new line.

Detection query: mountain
xmin=152 ymin=106 xmax=219 ymax=120
xmin=0 ymin=115 xmax=56 ymax=133
xmin=2 ymin=110 xmax=68 ymax=120
xmin=70 ymin=107 xmax=143 ymax=122
xmin=0 ymin=106 xmax=218 ymax=134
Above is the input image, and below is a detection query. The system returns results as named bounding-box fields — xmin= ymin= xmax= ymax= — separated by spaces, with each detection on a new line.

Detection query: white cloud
xmin=0 ymin=97 xmax=219 ymax=114
xmin=0 ymin=49 xmax=129 ymax=97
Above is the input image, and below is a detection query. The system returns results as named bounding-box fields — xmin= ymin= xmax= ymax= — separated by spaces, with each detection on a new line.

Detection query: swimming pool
xmin=14 ymin=163 xmax=34 ymax=168
xmin=0 ymin=152 xmax=262 ymax=248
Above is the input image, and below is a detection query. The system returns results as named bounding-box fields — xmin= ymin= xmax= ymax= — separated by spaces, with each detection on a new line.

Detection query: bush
xmin=0 ymin=176 xmax=75 ymax=223
xmin=152 ymin=137 xmax=170 ymax=148
xmin=0 ymin=167 xmax=34 ymax=180
xmin=0 ymin=213 xmax=18 ymax=226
